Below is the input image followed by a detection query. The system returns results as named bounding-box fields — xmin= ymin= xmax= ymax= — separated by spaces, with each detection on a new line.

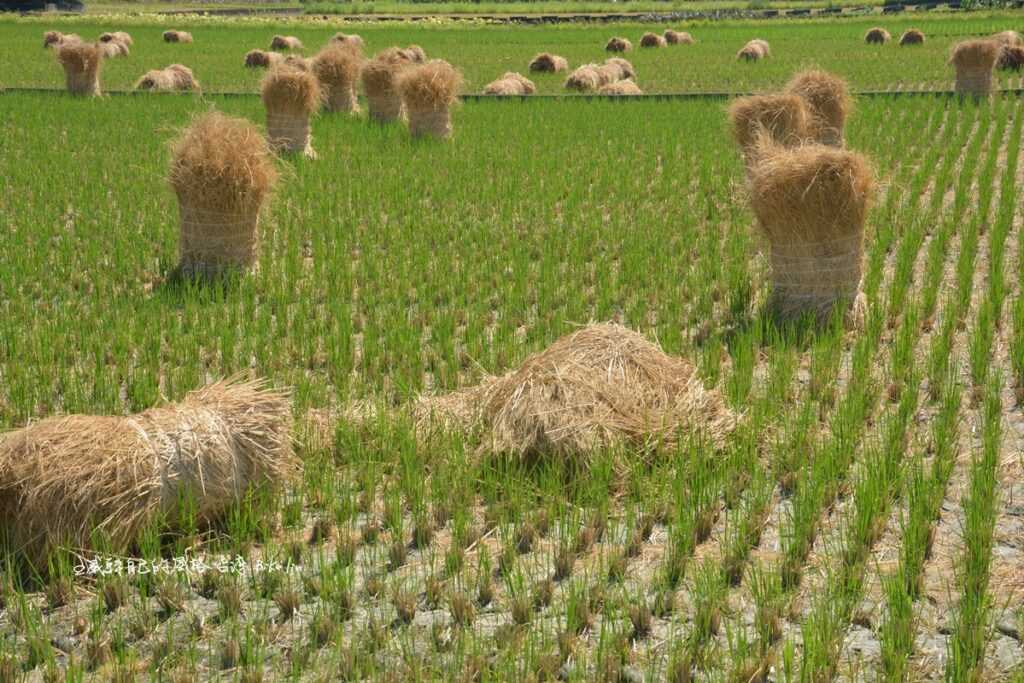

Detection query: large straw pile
xmin=748 ymin=139 xmax=875 ymax=322
xmin=163 ymin=30 xmax=193 ymax=43
xmin=245 ymin=49 xmax=283 ymax=68
xmin=599 ymin=80 xmax=643 ymax=95
xmin=864 ymin=27 xmax=890 ymax=44
xmin=0 ymin=378 xmax=294 ymax=567
xmin=784 ymin=70 xmax=851 ymax=147
xmin=950 ymin=39 xmax=1001 ymax=97
xmin=484 ymin=72 xmax=536 ymax=95
xmin=99 ymin=31 xmax=133 ymax=46
xmin=640 ymin=32 xmax=667 ymax=48
xmin=169 ymin=112 xmax=278 ymax=277
xmin=270 ymin=35 xmax=304 ymax=51
xmin=56 ymin=41 xmax=103 ymax=97
xmin=728 ymin=94 xmax=809 ymax=166
xmin=415 ymin=324 xmax=736 ymax=462
xmin=362 ymin=48 xmax=415 ymax=123
xmin=261 ymin=65 xmax=321 ymax=157
xmin=135 ymin=64 xmax=199 ymax=92
xmin=606 ymin=37 xmax=632 ymax=52
xmin=664 ymin=30 xmax=695 ymax=45
xmin=312 ymin=44 xmax=363 ymax=113
xmin=529 ymin=52 xmax=569 ymax=73
xmin=396 ymin=59 xmax=463 ymax=139
xmin=899 ymin=29 xmax=924 ymax=46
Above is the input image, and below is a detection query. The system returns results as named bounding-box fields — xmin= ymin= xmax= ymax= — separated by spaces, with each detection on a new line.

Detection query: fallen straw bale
xmin=261 ymin=65 xmax=321 ymax=157
xmin=997 ymin=44 xmax=1024 ymax=71
xmin=529 ymin=52 xmax=568 ymax=73
xmin=664 ymin=30 xmax=695 ymax=45
xmin=483 ymin=71 xmax=536 ymax=95
xmin=329 ymin=32 xmax=365 ymax=50
xmin=98 ymin=39 xmax=129 ymax=58
xmin=245 ymin=49 xmax=282 ymax=68
xmin=899 ymin=29 xmax=924 ymax=46
xmin=169 ymin=112 xmax=278 ymax=277
xmin=784 ymin=69 xmax=851 ymax=147
xmin=99 ymin=31 xmax=133 ymax=46
xmin=640 ymin=32 xmax=667 ymax=48
xmin=728 ymin=94 xmax=810 ymax=166
xmin=991 ymin=30 xmax=1022 ymax=47
xmin=604 ymin=57 xmax=636 ymax=80
xmin=606 ymin=37 xmax=632 ymax=52
xmin=414 ymin=323 xmax=736 ymax=461
xmin=401 ymin=44 xmax=427 ymax=63
xmin=361 ymin=47 xmax=415 ymax=123
xmin=312 ymin=44 xmax=363 ymax=113
xmin=396 ymin=58 xmax=462 ymax=139
xmin=737 ymin=41 xmax=767 ymax=61
xmin=599 ymin=80 xmax=643 ymax=95
xmin=270 ymin=35 xmax=304 ymax=51
xmin=950 ymin=39 xmax=1001 ymax=97
xmin=864 ymin=27 xmax=890 ymax=44
xmin=135 ymin=64 xmax=199 ymax=92
xmin=0 ymin=377 xmax=294 ymax=568
xmin=565 ymin=63 xmax=603 ymax=92
xmin=163 ymin=30 xmax=193 ymax=43
xmin=56 ymin=41 xmax=103 ymax=97
xmin=43 ymin=30 xmax=68 ymax=48
xmin=748 ymin=138 xmax=875 ymax=322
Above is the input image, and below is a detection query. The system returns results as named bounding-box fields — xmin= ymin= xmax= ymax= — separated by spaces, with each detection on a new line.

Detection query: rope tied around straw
xmin=265 ymin=113 xmax=314 ymax=156
xmin=178 ymin=205 xmax=261 ymax=277
xmin=955 ymin=70 xmax=994 ymax=98
xmin=325 ymin=86 xmax=359 ymax=114
xmin=407 ymin=107 xmax=452 ymax=139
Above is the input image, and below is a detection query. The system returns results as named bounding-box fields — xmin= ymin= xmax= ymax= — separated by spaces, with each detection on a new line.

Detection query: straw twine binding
xmin=407 ymin=107 xmax=451 ymax=138
xmin=266 ymin=113 xmax=315 ymax=156
xmin=367 ymin=92 xmax=403 ymax=122
xmin=178 ymin=206 xmax=261 ymax=277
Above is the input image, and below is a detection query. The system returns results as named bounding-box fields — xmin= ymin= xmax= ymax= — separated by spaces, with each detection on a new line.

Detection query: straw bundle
xmin=950 ymin=39 xmax=1000 ymax=97
xmin=135 ymin=64 xmax=199 ymax=92
xmin=163 ymin=30 xmax=193 ymax=43
xmin=245 ymin=49 xmax=283 ymax=68
xmin=606 ymin=37 xmax=632 ymax=52
xmin=312 ymin=45 xmax=363 ymax=113
xmin=98 ymin=39 xmax=129 ymax=58
xmin=401 ymin=45 xmax=427 ymax=63
xmin=99 ymin=31 xmax=133 ymax=46
xmin=415 ymin=323 xmax=736 ymax=461
xmin=728 ymin=94 xmax=810 ymax=166
xmin=565 ymin=64 xmax=603 ymax=92
xmin=991 ymin=30 xmax=1022 ymax=47
xmin=738 ymin=40 xmax=767 ymax=61
xmin=899 ymin=29 xmax=924 ymax=46
xmin=664 ymin=30 xmax=694 ymax=45
xmin=604 ymin=57 xmax=635 ymax=80
xmin=483 ymin=71 xmax=536 ymax=95
xmin=169 ymin=112 xmax=278 ymax=277
xmin=529 ymin=52 xmax=568 ymax=73
xmin=864 ymin=27 xmax=890 ymax=44
xmin=785 ymin=70 xmax=851 ymax=147
xmin=270 ymin=35 xmax=304 ymax=51
xmin=361 ymin=48 xmax=415 ymax=123
xmin=0 ymin=378 xmax=294 ymax=567
xmin=261 ymin=65 xmax=321 ymax=157
xmin=329 ymin=32 xmax=365 ymax=50
xmin=997 ymin=45 xmax=1024 ymax=71
xmin=43 ymin=30 xmax=68 ymax=48
xmin=748 ymin=140 xmax=875 ymax=322
xmin=599 ymin=80 xmax=643 ymax=95
xmin=56 ymin=41 xmax=103 ymax=97
xmin=396 ymin=59 xmax=462 ymax=139
xmin=640 ymin=32 xmax=667 ymax=48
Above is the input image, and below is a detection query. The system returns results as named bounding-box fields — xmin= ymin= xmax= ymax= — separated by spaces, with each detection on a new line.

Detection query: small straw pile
xmin=864 ymin=27 xmax=890 ymax=44
xmin=606 ymin=37 xmax=632 ymax=52
xmin=361 ymin=47 xmax=416 ymax=123
xmin=784 ymin=70 xmax=851 ymax=147
xmin=664 ymin=30 xmax=695 ymax=45
xmin=56 ymin=41 xmax=103 ymax=97
xmin=396 ymin=58 xmax=463 ymax=139
xmin=738 ymin=39 xmax=770 ymax=61
xmin=484 ymin=71 xmax=536 ymax=95
xmin=565 ymin=58 xmax=634 ymax=92
xmin=640 ymin=32 xmax=667 ymax=48
xmin=135 ymin=64 xmax=199 ymax=92
xmin=99 ymin=31 xmax=133 ymax=46
xmin=169 ymin=112 xmax=278 ymax=277
xmin=899 ymin=29 xmax=924 ymax=46
xmin=270 ymin=35 xmax=304 ymax=51
xmin=950 ymin=39 xmax=1001 ymax=98
xmin=728 ymin=94 xmax=809 ymax=167
xmin=312 ymin=44 xmax=363 ymax=113
xmin=599 ymin=80 xmax=643 ymax=95
xmin=748 ymin=138 xmax=875 ymax=322
xmin=0 ymin=377 xmax=294 ymax=568
xmin=163 ymin=30 xmax=193 ymax=43
xmin=98 ymin=40 xmax=129 ymax=58
xmin=329 ymin=32 xmax=365 ymax=49
xmin=529 ymin=52 xmax=569 ymax=73
xmin=245 ymin=49 xmax=283 ymax=68
xmin=261 ymin=65 xmax=321 ymax=157
xmin=401 ymin=45 xmax=427 ymax=63
xmin=44 ymin=30 xmax=78 ymax=48
xmin=414 ymin=323 xmax=736 ymax=462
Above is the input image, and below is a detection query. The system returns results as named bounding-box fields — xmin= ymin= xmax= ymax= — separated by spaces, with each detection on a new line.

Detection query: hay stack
xmin=98 ymin=40 xmax=129 ymax=58
xmin=270 ymin=35 xmax=304 ymax=51
xmin=163 ymin=30 xmax=193 ymax=44
xmin=245 ymin=49 xmax=283 ymax=68
xmin=0 ymin=378 xmax=293 ymax=567
xmin=135 ymin=64 xmax=199 ymax=92
xmin=483 ymin=72 xmax=536 ymax=95
xmin=748 ymin=140 xmax=875 ymax=322
xmin=396 ymin=59 xmax=462 ymax=139
xmin=361 ymin=48 xmax=415 ymax=123
xmin=529 ymin=52 xmax=568 ymax=73
xmin=785 ymin=70 xmax=851 ymax=147
xmin=640 ymin=32 xmax=667 ymax=48
xmin=991 ymin=30 xmax=1022 ymax=47
xmin=599 ymin=80 xmax=643 ymax=95
xmin=899 ymin=29 xmax=924 ymax=46
xmin=664 ymin=30 xmax=695 ymax=45
xmin=99 ymin=31 xmax=133 ymax=46
xmin=261 ymin=65 xmax=320 ymax=157
xmin=738 ymin=40 xmax=767 ymax=61
xmin=950 ymin=39 xmax=1000 ymax=98
xmin=606 ymin=37 xmax=632 ymax=52
xmin=415 ymin=324 xmax=736 ymax=460
xmin=401 ymin=45 xmax=427 ymax=63
xmin=312 ymin=45 xmax=363 ymax=113
xmin=864 ymin=27 xmax=890 ymax=44
xmin=56 ymin=41 xmax=103 ymax=97
xmin=329 ymin=32 xmax=365 ymax=50
xmin=997 ymin=45 xmax=1024 ymax=71
xmin=604 ymin=57 xmax=635 ymax=80
xmin=729 ymin=94 xmax=809 ymax=166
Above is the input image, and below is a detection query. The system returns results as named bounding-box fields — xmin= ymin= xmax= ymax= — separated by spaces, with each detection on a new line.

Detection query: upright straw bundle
xmin=899 ymin=29 xmax=924 ymax=46
xmin=483 ymin=72 xmax=536 ymax=95
xmin=261 ymin=65 xmax=321 ymax=157
xmin=163 ymin=30 xmax=193 ymax=43
xmin=0 ymin=378 xmax=294 ymax=567
xmin=950 ymin=39 xmax=1001 ymax=98
xmin=599 ymin=80 xmax=643 ymax=95
xmin=728 ymin=94 xmax=809 ymax=166
xmin=785 ymin=70 xmax=851 ymax=147
xmin=396 ymin=59 xmax=463 ymax=139
xmin=640 ymin=32 xmax=667 ymax=48
xmin=245 ymin=49 xmax=282 ymax=68
xmin=664 ymin=30 xmax=694 ymax=45
xmin=56 ymin=41 xmax=103 ymax=97
xmin=270 ymin=35 xmax=304 ymax=51
xmin=169 ymin=112 xmax=278 ymax=277
xmin=99 ymin=31 xmax=133 ymax=46
xmin=748 ymin=139 xmax=875 ymax=322
xmin=529 ymin=52 xmax=568 ymax=72
xmin=864 ymin=27 xmax=890 ymax=44
xmin=312 ymin=44 xmax=363 ymax=113
xmin=135 ymin=64 xmax=199 ymax=92
xmin=606 ymin=37 xmax=632 ymax=52
xmin=361 ymin=48 xmax=414 ymax=123
xmin=415 ymin=323 xmax=736 ymax=462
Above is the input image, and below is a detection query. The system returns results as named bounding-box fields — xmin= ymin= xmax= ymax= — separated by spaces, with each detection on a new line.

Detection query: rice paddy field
xmin=2 ymin=8 xmax=1024 ymax=683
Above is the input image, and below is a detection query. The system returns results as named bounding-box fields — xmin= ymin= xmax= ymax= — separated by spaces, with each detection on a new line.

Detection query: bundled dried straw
xmin=361 ymin=48 xmax=415 ymax=123
xmin=664 ymin=30 xmax=695 ymax=45
xmin=728 ymin=94 xmax=809 ymax=166
xmin=135 ymin=64 xmax=199 ymax=92
xmin=950 ymin=39 xmax=1000 ymax=97
xmin=163 ymin=30 xmax=193 ymax=44
xmin=56 ymin=41 xmax=103 ymax=97
xmin=99 ymin=31 xmax=133 ymax=46
xmin=785 ymin=70 xmax=851 ymax=147
xmin=604 ymin=57 xmax=635 ymax=80
xmin=640 ymin=32 xmax=667 ymax=48
xmin=401 ymin=45 xmax=427 ymax=63
xmin=169 ymin=112 xmax=278 ymax=277
xmin=992 ymin=30 xmax=1023 ymax=47
xmin=415 ymin=323 xmax=736 ymax=461
xmin=396 ymin=59 xmax=462 ymax=139
xmin=738 ymin=40 xmax=767 ymax=61
xmin=0 ymin=377 xmax=294 ymax=567
xmin=748 ymin=138 xmax=875 ymax=322
xmin=270 ymin=35 xmax=304 ymax=51
xmin=261 ymin=65 xmax=321 ymax=157
xmin=899 ymin=29 xmax=924 ymax=46
xmin=329 ymin=32 xmax=365 ymax=50
xmin=484 ymin=71 xmax=536 ymax=95
xmin=997 ymin=45 xmax=1024 ymax=71
xmin=43 ymin=30 xmax=74 ymax=48
xmin=245 ymin=49 xmax=282 ymax=68
xmin=529 ymin=52 xmax=568 ymax=73
xmin=565 ymin=64 xmax=603 ymax=92
xmin=864 ymin=27 xmax=890 ymax=44
xmin=606 ymin=37 xmax=632 ymax=52
xmin=312 ymin=44 xmax=363 ymax=113
xmin=98 ymin=40 xmax=129 ymax=58
xmin=599 ymin=80 xmax=643 ymax=95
